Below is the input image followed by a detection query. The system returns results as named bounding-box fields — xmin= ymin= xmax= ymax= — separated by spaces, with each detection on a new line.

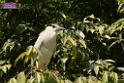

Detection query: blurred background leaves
xmin=0 ymin=0 xmax=124 ymax=83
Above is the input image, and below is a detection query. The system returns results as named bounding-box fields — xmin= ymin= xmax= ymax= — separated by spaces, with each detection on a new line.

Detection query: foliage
xmin=0 ymin=0 xmax=124 ymax=83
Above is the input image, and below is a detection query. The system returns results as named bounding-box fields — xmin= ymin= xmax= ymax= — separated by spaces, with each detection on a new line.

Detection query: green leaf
xmin=117 ymin=67 xmax=124 ymax=71
xmin=40 ymin=72 xmax=45 ymax=83
xmin=94 ymin=65 xmax=99 ymax=76
xmin=61 ymin=57 xmax=68 ymax=64
xmin=0 ymin=60 xmax=11 ymax=73
xmin=16 ymin=24 xmax=27 ymax=34
xmin=44 ymin=74 xmax=57 ymax=83
xmin=98 ymin=25 xmax=104 ymax=35
xmin=33 ymin=72 xmax=41 ymax=83
xmin=2 ymin=39 xmax=16 ymax=52
xmin=89 ymin=29 xmax=95 ymax=34
xmin=110 ymin=72 xmax=118 ymax=83
xmin=74 ymin=76 xmax=87 ymax=83
xmin=63 ymin=36 xmax=68 ymax=45
xmin=104 ymin=59 xmax=115 ymax=63
xmin=68 ymin=36 xmax=77 ymax=46
xmin=26 ymin=76 xmax=35 ymax=83
xmin=64 ymin=79 xmax=73 ymax=83
xmin=76 ymin=30 xmax=85 ymax=39
xmin=61 ymin=13 xmax=66 ymax=19
xmin=17 ymin=72 xmax=26 ymax=83
xmin=88 ymin=76 xmax=97 ymax=83
xmin=1 ymin=64 xmax=11 ymax=73
xmin=104 ymin=35 xmax=111 ymax=39
xmin=26 ymin=45 xmax=33 ymax=55
xmin=15 ymin=52 xmax=27 ymax=65
xmin=7 ymin=78 xmax=17 ymax=83
xmin=102 ymin=71 xmax=108 ymax=83
xmin=79 ymin=39 xmax=87 ymax=48
xmin=108 ymin=40 xmax=119 ymax=50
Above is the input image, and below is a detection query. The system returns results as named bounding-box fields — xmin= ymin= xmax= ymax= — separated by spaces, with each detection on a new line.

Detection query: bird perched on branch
xmin=33 ymin=23 xmax=64 ymax=70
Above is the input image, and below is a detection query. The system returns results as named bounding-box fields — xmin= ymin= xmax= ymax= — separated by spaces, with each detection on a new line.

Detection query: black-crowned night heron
xmin=34 ymin=23 xmax=64 ymax=70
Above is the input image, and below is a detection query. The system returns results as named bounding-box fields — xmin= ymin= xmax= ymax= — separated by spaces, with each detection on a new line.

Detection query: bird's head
xmin=46 ymin=23 xmax=65 ymax=32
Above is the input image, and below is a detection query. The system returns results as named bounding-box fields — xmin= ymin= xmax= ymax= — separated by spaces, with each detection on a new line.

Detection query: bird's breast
xmin=44 ymin=36 xmax=56 ymax=49
xmin=41 ymin=31 xmax=56 ymax=53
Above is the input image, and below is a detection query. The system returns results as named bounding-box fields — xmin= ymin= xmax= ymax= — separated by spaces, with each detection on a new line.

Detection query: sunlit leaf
xmin=98 ymin=25 xmax=104 ymax=35
xmin=15 ymin=52 xmax=27 ymax=64
xmin=89 ymin=29 xmax=95 ymax=34
xmin=102 ymin=71 xmax=108 ymax=83
xmin=33 ymin=72 xmax=41 ymax=83
xmin=94 ymin=65 xmax=99 ymax=76
xmin=68 ymin=36 xmax=77 ymax=46
xmin=26 ymin=45 xmax=33 ymax=55
xmin=64 ymin=79 xmax=73 ymax=83
xmin=110 ymin=72 xmax=118 ymax=83
xmin=79 ymin=39 xmax=87 ymax=48
xmin=61 ymin=57 xmax=68 ymax=64
xmin=88 ymin=76 xmax=97 ymax=83
xmin=76 ymin=30 xmax=85 ymax=39
xmin=117 ymin=67 xmax=124 ymax=71
xmin=74 ymin=76 xmax=87 ymax=83
xmin=17 ymin=72 xmax=26 ymax=83
xmin=0 ymin=60 xmax=11 ymax=73
xmin=1 ymin=64 xmax=11 ymax=73
xmin=61 ymin=13 xmax=66 ymax=19
xmin=26 ymin=76 xmax=35 ymax=83
xmin=104 ymin=35 xmax=111 ymax=39
xmin=104 ymin=59 xmax=115 ymax=63
xmin=7 ymin=78 xmax=17 ymax=83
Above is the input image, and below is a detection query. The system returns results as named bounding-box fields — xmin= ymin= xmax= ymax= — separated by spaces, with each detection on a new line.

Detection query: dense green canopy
xmin=0 ymin=0 xmax=124 ymax=83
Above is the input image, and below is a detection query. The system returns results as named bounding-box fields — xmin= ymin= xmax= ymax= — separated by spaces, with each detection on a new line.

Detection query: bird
xmin=33 ymin=23 xmax=64 ymax=70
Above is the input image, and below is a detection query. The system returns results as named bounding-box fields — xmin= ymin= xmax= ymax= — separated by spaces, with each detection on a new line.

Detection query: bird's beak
xmin=59 ymin=27 xmax=65 ymax=30
xmin=56 ymin=27 xmax=65 ymax=31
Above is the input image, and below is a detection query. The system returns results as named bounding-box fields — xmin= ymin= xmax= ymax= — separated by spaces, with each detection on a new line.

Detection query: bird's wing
xmin=34 ymin=31 xmax=46 ymax=49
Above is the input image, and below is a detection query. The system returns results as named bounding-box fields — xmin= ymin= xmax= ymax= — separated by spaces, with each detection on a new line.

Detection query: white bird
xmin=33 ymin=24 xmax=64 ymax=70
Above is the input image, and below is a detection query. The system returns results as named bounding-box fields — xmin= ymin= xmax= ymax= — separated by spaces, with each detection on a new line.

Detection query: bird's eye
xmin=47 ymin=24 xmax=56 ymax=28
xmin=52 ymin=25 xmax=56 ymax=28
xmin=47 ymin=23 xmax=58 ymax=28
